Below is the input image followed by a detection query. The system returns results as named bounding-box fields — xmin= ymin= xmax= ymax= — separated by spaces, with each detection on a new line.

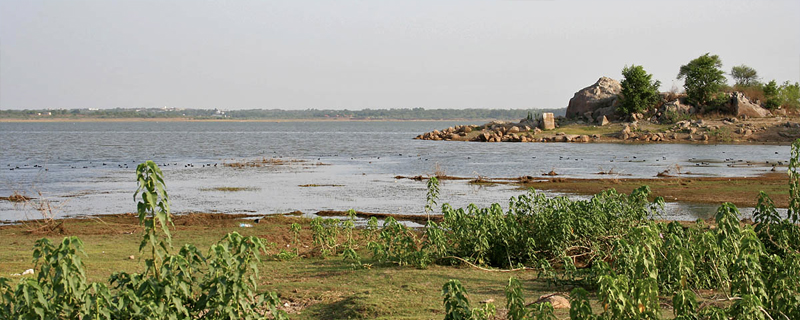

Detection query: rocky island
xmin=418 ymin=54 xmax=800 ymax=144
xmin=417 ymin=76 xmax=800 ymax=144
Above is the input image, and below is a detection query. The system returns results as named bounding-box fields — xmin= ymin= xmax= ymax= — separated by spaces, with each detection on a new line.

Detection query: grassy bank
xmin=0 ymin=214 xmax=575 ymax=319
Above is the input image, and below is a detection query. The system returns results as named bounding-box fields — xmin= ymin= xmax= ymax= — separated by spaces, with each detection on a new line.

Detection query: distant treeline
xmin=0 ymin=107 xmax=566 ymax=120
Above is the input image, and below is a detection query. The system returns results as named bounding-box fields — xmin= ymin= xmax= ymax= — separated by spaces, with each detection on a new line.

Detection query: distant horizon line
xmin=0 ymin=106 xmax=567 ymax=111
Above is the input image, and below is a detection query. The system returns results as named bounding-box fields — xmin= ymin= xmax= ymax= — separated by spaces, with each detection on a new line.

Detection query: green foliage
xmin=568 ymin=288 xmax=595 ymax=320
xmin=438 ymin=139 xmax=800 ymax=320
xmin=0 ymin=161 xmax=289 ymax=319
xmin=442 ymin=279 xmax=495 ymax=320
xmin=618 ymin=65 xmax=662 ymax=115
xmin=505 ymin=277 xmax=556 ymax=320
xmin=506 ymin=277 xmax=527 ymax=320
xmin=677 ymin=53 xmax=728 ymax=108
xmin=368 ymin=217 xmax=428 ymax=267
xmin=730 ymin=64 xmax=759 ymax=87
xmin=763 ymin=80 xmax=781 ymax=109
xmin=438 ymin=186 xmax=661 ymax=268
xmin=761 ymin=80 xmax=800 ymax=110
xmin=426 ymin=176 xmax=440 ymax=216
xmin=310 ymin=217 xmax=340 ymax=256
xmin=672 ymin=290 xmax=698 ymax=320
xmin=778 ymin=81 xmax=800 ymax=109
xmin=135 ymin=160 xmax=173 ymax=270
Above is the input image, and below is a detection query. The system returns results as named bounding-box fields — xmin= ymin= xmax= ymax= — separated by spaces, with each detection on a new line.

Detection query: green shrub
xmin=618 ymin=65 xmax=661 ymax=116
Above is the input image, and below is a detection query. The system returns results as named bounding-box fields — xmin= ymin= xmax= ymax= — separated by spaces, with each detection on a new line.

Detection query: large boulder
xmin=730 ymin=92 xmax=772 ymax=118
xmin=540 ymin=113 xmax=555 ymax=130
xmin=566 ymin=77 xmax=622 ymax=118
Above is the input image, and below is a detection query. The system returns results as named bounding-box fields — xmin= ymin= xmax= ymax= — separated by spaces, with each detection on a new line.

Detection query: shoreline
xmin=416 ymin=116 xmax=800 ymax=145
xmin=395 ymin=171 xmax=791 ymax=209
xmin=3 ymin=172 xmax=788 ymax=226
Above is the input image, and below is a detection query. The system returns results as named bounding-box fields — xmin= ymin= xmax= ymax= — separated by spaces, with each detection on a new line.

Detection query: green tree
xmin=779 ymin=81 xmax=800 ymax=109
xmin=618 ymin=65 xmax=662 ymax=116
xmin=730 ymin=65 xmax=759 ymax=87
xmin=763 ymin=80 xmax=781 ymax=109
xmin=677 ymin=53 xmax=728 ymax=108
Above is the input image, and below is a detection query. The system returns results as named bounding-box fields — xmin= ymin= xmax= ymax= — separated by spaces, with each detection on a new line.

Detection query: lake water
xmin=0 ymin=121 xmax=791 ymax=222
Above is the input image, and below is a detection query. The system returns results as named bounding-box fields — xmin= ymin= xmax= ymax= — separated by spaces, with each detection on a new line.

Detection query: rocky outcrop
xmin=660 ymin=98 xmax=695 ymax=116
xmin=598 ymin=115 xmax=610 ymax=126
xmin=592 ymin=106 xmax=617 ymax=123
xmin=730 ymin=92 xmax=772 ymax=118
xmin=566 ymin=77 xmax=621 ymax=119
xmin=414 ymin=125 xmax=477 ymax=141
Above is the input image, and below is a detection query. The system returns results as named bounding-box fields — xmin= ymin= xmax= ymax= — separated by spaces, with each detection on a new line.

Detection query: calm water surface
xmin=0 ymin=121 xmax=791 ymax=222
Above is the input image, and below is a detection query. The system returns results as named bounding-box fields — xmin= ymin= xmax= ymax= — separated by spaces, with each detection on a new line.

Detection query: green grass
xmin=0 ymin=215 xmax=585 ymax=319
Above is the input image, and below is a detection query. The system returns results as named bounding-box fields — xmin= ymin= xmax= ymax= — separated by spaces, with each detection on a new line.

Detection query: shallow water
xmin=0 ymin=121 xmax=791 ymax=222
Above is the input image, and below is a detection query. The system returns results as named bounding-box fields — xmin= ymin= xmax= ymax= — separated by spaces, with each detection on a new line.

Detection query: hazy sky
xmin=1 ymin=0 xmax=798 ymax=110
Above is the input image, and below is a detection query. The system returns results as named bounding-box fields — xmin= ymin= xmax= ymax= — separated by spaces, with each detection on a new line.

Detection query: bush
xmin=617 ymin=65 xmax=662 ymax=116
xmin=677 ymin=53 xmax=728 ymax=109
xmin=763 ymin=80 xmax=781 ymax=109
xmin=778 ymin=81 xmax=800 ymax=109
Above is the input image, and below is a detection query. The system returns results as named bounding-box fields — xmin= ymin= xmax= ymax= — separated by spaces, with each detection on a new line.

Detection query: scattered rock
xmin=128 ymin=255 xmax=135 ymax=260
xmin=598 ymin=115 xmax=610 ymax=126
xmin=22 ymin=269 xmax=34 ymax=276
xmin=659 ymin=99 xmax=696 ymax=121
xmin=536 ymin=294 xmax=571 ymax=309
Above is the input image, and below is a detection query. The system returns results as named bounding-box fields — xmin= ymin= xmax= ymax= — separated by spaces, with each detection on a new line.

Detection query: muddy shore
xmin=396 ymin=171 xmax=790 ymax=209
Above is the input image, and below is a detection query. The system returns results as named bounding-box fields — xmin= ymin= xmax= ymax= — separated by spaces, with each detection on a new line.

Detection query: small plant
xmin=290 ymin=222 xmax=302 ymax=254
xmin=426 ymin=176 xmax=440 ymax=217
xmin=310 ymin=217 xmax=340 ymax=256
xmin=0 ymin=161 xmax=290 ymax=319
xmin=442 ymin=279 xmax=496 ymax=320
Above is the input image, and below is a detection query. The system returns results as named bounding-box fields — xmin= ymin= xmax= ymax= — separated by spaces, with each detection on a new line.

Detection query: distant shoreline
xmin=0 ymin=118 xmax=493 ymax=123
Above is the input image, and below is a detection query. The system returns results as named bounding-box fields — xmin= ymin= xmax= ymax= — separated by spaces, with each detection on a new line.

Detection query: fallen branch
xmin=440 ymin=256 xmax=534 ymax=272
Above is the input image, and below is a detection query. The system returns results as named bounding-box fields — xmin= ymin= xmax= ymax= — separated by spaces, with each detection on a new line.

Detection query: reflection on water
xmin=0 ymin=121 xmax=792 ymax=222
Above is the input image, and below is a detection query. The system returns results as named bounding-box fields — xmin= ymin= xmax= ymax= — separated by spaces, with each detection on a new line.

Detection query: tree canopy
xmin=731 ymin=64 xmax=759 ymax=87
xmin=618 ymin=65 xmax=662 ymax=116
xmin=677 ymin=53 xmax=727 ymax=108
